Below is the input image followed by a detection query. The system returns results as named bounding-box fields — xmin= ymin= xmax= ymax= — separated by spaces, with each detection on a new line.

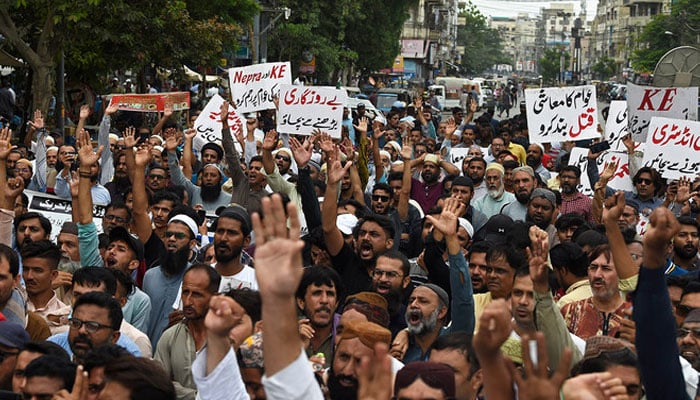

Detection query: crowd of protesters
xmin=0 ymin=81 xmax=698 ymax=400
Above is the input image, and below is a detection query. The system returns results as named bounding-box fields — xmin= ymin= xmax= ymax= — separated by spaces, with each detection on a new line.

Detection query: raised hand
xmin=163 ymin=103 xmax=173 ymax=118
xmin=318 ymin=131 xmax=335 ymax=154
xmin=326 ymin=146 xmax=353 ymax=186
xmin=262 ymin=129 xmax=278 ymax=152
xmin=506 ymin=332 xmax=573 ymax=400
xmin=289 ymin=136 xmax=312 ymax=168
xmin=79 ymin=104 xmax=90 ymax=120
xmin=104 ymin=101 xmax=119 ymax=116
xmin=622 ymin=134 xmax=635 ymax=153
xmin=220 ymin=101 xmax=229 ymax=126
xmin=676 ymin=176 xmax=693 ymax=204
xmin=561 ymin=372 xmax=630 ymax=400
xmin=28 ymin=109 xmax=44 ymax=130
xmin=474 ymin=299 xmax=512 ymax=357
xmin=134 ymin=143 xmax=152 ymax=167
xmin=354 ymin=116 xmax=369 ymax=134
xmin=357 ymin=343 xmax=393 ymax=400
xmin=599 ymin=159 xmax=619 ymax=182
xmin=69 ymin=172 xmax=79 ymax=198
xmin=52 ymin=364 xmax=88 ymax=400
xmin=164 ymin=130 xmax=179 ymax=152
xmin=643 ymin=207 xmax=680 ymax=268
xmin=3 ymin=177 xmax=24 ymax=208
xmin=426 ymin=197 xmax=464 ymax=238
xmin=298 ymin=318 xmax=315 ymax=347
xmin=602 ymin=191 xmax=626 ymax=225
xmin=76 ymin=129 xmax=103 ymax=168
xmin=0 ymin=126 xmax=14 ymax=160
xmin=123 ymin=126 xmax=138 ymax=149
xmin=445 ymin=117 xmax=457 ymax=136
xmin=252 ymin=194 xmax=305 ymax=299
xmin=184 ymin=128 xmax=197 ymax=142
xmin=414 ymin=95 xmax=423 ymax=109
xmin=526 ymin=226 xmax=550 ymax=293
xmin=205 ymin=294 xmax=247 ymax=337
xmin=400 ymin=140 xmax=413 ymax=160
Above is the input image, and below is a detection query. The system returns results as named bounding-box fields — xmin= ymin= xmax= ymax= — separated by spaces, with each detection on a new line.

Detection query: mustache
xmin=315 ymin=306 xmax=332 ymax=314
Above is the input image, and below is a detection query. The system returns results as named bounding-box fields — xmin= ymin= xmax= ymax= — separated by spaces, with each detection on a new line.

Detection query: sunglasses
xmin=165 ymin=231 xmax=189 ymax=240
xmin=677 ymin=327 xmax=700 ymax=339
xmin=148 ymin=174 xmax=166 ymax=180
xmin=372 ymin=194 xmax=390 ymax=202
xmin=636 ymin=178 xmax=653 ymax=185
xmin=275 ymin=154 xmax=291 ymax=162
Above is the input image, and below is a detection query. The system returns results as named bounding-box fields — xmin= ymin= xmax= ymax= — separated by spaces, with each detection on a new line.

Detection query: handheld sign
xmin=192 ymin=94 xmax=243 ymax=153
xmin=108 ymin=92 xmax=190 ymax=112
xmin=25 ymin=190 xmax=106 ymax=240
xmin=567 ymin=147 xmax=633 ymax=197
xmin=626 ymin=83 xmax=698 ymax=142
xmin=228 ymin=62 xmax=291 ymax=113
xmin=642 ymin=117 xmax=700 ymax=179
xmin=525 ymin=85 xmax=599 ymax=144
xmin=277 ymin=85 xmax=347 ymax=138
xmin=604 ymin=100 xmax=629 ymax=152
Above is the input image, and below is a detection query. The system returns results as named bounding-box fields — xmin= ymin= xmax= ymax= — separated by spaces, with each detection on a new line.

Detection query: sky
xmin=470 ymin=0 xmax=598 ymax=21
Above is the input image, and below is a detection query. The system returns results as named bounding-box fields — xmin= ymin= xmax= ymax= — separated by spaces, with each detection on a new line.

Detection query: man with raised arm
xmin=192 ymin=195 xmax=323 ymax=400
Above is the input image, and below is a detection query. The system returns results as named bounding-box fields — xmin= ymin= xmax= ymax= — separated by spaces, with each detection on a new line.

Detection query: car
xmin=375 ymin=88 xmax=412 ymax=114
xmin=346 ymin=97 xmax=387 ymax=125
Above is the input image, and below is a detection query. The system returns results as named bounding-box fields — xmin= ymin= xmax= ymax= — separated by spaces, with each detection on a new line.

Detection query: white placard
xmin=449 ymin=148 xmax=470 ymax=168
xmin=525 ymin=85 xmax=599 ymax=144
xmin=641 ymin=117 xmax=700 ymax=179
xmin=604 ymin=100 xmax=629 ymax=152
xmin=568 ymin=147 xmax=633 ymax=197
xmin=626 ymin=83 xmax=698 ymax=142
xmin=25 ymin=190 xmax=105 ymax=241
xmin=228 ymin=62 xmax=292 ymax=113
xmin=277 ymin=85 xmax=347 ymax=138
xmin=192 ymin=94 xmax=243 ymax=153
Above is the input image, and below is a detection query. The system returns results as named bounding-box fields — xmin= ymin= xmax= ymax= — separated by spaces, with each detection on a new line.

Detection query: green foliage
xmin=456 ymin=2 xmax=510 ymax=75
xmin=538 ymin=48 xmax=570 ymax=85
xmin=268 ymin=0 xmax=415 ymax=80
xmin=632 ymin=0 xmax=700 ymax=72
xmin=591 ymin=56 xmax=617 ymax=80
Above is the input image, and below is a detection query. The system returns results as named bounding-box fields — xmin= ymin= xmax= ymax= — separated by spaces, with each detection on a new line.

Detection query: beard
xmin=214 ymin=241 xmax=243 ymax=263
xmin=488 ymin=185 xmax=504 ymax=199
xmin=674 ymin=243 xmax=699 ymax=260
xmin=526 ymin=213 xmax=550 ymax=230
xmin=680 ymin=343 xmax=700 ymax=371
xmin=421 ymin=169 xmax=438 ymax=184
xmin=515 ymin=190 xmax=530 ymax=204
xmin=526 ymin=156 xmax=540 ymax=169
xmin=162 ymin=246 xmax=190 ymax=276
xmin=200 ymin=183 xmax=222 ymax=202
xmin=561 ymin=182 xmax=576 ymax=195
xmin=327 ymin=365 xmax=359 ymax=400
xmin=69 ymin=334 xmax=95 ymax=363
xmin=112 ymin=173 xmax=131 ymax=188
xmin=374 ymin=283 xmax=403 ymax=317
xmin=406 ymin=307 xmax=439 ymax=336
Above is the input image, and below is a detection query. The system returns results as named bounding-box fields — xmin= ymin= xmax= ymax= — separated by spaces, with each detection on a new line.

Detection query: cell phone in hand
xmin=589 ymin=140 xmax=610 ymax=154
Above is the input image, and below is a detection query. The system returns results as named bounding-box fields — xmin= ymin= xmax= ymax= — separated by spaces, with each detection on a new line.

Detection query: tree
xmin=591 ymin=56 xmax=617 ymax=80
xmin=538 ymin=48 xmax=570 ymax=85
xmin=456 ymin=2 xmax=509 ymax=75
xmin=632 ymin=0 xmax=700 ymax=72
xmin=0 ymin=0 xmax=253 ymax=117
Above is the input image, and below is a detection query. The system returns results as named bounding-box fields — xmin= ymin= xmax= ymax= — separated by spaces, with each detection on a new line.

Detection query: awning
xmin=183 ymin=65 xmax=219 ymax=83
xmin=0 ymin=49 xmax=24 ymax=68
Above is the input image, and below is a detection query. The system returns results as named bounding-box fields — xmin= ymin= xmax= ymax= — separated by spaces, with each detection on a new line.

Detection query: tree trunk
xmin=31 ymin=63 xmax=55 ymax=120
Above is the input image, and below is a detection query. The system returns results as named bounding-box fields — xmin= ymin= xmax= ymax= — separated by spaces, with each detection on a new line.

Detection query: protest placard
xmin=229 ymin=62 xmax=291 ymax=113
xmin=525 ymin=85 xmax=599 ymax=144
xmin=191 ymin=94 xmax=243 ymax=153
xmin=108 ymin=92 xmax=190 ymax=112
xmin=277 ymin=85 xmax=347 ymax=138
xmin=626 ymin=83 xmax=698 ymax=142
xmin=604 ymin=100 xmax=629 ymax=152
xmin=25 ymin=190 xmax=106 ymax=241
xmin=568 ymin=147 xmax=633 ymax=197
xmin=449 ymin=148 xmax=470 ymax=169
xmin=641 ymin=117 xmax=700 ymax=179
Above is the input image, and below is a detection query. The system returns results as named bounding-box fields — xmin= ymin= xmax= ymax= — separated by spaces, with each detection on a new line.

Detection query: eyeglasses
xmin=68 ymin=317 xmax=113 ymax=334
xmin=104 ymin=215 xmax=129 ymax=224
xmin=414 ymin=149 xmax=426 ymax=155
xmin=165 ymin=231 xmax=189 ymax=240
xmin=677 ymin=304 xmax=696 ymax=317
xmin=0 ymin=349 xmax=19 ymax=364
xmin=148 ymin=174 xmax=166 ymax=180
xmin=636 ymin=178 xmax=653 ymax=185
xmin=275 ymin=154 xmax=291 ymax=162
xmin=677 ymin=327 xmax=700 ymax=339
xmin=372 ymin=194 xmax=390 ymax=202
xmin=372 ymin=269 xmax=402 ymax=279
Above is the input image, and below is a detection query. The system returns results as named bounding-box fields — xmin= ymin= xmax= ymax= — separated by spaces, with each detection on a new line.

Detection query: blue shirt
xmin=47 ymin=331 xmax=141 ymax=359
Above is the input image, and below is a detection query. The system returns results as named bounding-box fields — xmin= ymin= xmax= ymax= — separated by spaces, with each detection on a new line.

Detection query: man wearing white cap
xmin=526 ymin=143 xmax=551 ymax=181
xmin=472 ymin=163 xmax=515 ymax=219
xmin=143 ymin=211 xmax=200 ymax=347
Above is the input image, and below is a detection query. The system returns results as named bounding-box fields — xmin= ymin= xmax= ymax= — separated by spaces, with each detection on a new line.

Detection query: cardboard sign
xmin=277 ymin=85 xmax=347 ymax=138
xmin=108 ymin=92 xmax=190 ymax=112
xmin=641 ymin=117 xmax=700 ymax=179
xmin=568 ymin=147 xmax=633 ymax=197
xmin=25 ymin=190 xmax=106 ymax=241
xmin=626 ymin=83 xmax=698 ymax=142
xmin=525 ymin=85 xmax=599 ymax=144
xmin=192 ymin=94 xmax=243 ymax=153
xmin=604 ymin=100 xmax=629 ymax=152
xmin=449 ymin=148 xmax=470 ymax=168
xmin=229 ymin=62 xmax=291 ymax=113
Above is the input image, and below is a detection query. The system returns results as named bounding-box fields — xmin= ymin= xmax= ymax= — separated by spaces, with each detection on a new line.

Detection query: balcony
xmin=623 ymin=0 xmax=662 ymax=6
